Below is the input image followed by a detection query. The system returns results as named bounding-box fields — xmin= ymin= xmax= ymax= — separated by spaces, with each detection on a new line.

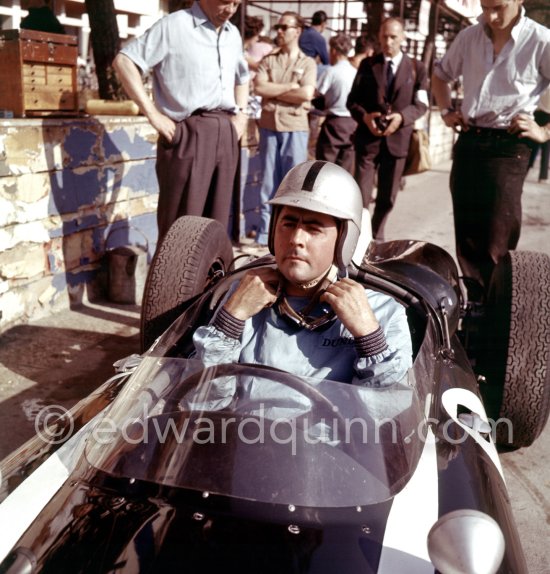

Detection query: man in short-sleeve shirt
xmin=315 ymin=33 xmax=358 ymax=174
xmin=113 ymin=0 xmax=249 ymax=242
xmin=252 ymin=12 xmax=316 ymax=248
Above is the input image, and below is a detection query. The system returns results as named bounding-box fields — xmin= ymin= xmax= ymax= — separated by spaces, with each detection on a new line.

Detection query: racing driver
xmin=193 ymin=160 xmax=412 ymax=387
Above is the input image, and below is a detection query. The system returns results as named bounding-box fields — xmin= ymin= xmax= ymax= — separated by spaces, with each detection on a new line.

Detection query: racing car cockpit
xmin=85 ymin=357 xmax=425 ymax=510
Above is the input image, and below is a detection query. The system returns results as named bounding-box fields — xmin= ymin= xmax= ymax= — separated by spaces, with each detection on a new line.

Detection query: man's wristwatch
xmin=440 ymin=107 xmax=455 ymax=118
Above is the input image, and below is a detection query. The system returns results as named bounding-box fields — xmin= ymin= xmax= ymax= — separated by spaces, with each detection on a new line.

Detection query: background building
xmin=0 ymin=0 xmax=480 ymax=66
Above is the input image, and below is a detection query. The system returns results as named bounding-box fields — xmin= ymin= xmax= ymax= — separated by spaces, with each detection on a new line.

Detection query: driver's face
xmin=274 ymin=206 xmax=338 ymax=294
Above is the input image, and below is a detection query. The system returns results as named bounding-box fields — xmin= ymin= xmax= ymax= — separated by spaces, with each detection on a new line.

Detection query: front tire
xmin=140 ymin=216 xmax=234 ymax=352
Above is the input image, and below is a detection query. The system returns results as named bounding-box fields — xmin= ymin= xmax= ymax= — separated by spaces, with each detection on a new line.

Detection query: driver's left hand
xmin=320 ymin=278 xmax=380 ymax=337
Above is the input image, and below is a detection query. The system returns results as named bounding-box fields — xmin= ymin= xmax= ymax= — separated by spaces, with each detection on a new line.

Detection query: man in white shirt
xmin=432 ymin=0 xmax=550 ymax=298
xmin=113 ymin=0 xmax=249 ymax=242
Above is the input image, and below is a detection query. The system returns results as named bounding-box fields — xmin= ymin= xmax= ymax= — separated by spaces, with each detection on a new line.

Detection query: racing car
xmin=0 ymin=214 xmax=549 ymax=573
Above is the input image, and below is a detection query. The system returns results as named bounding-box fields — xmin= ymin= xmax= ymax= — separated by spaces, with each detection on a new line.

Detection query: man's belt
xmin=464 ymin=126 xmax=518 ymax=139
xmin=191 ymin=108 xmax=233 ymax=116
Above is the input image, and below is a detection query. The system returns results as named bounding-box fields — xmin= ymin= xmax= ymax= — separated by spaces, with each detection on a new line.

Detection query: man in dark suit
xmin=347 ymin=18 xmax=429 ymax=239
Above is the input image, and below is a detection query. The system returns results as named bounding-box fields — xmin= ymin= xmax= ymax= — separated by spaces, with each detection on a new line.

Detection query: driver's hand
xmin=320 ymin=278 xmax=380 ymax=337
xmin=223 ymin=268 xmax=280 ymax=321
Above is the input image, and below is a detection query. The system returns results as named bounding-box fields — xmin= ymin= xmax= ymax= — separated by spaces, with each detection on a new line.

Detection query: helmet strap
xmin=276 ymin=265 xmax=339 ymax=331
xmin=293 ymin=263 xmax=338 ymax=291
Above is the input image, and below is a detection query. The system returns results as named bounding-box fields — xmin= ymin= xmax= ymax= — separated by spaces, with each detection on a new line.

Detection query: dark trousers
xmin=450 ymin=129 xmax=531 ymax=292
xmin=155 ymin=110 xmax=239 ymax=241
xmin=315 ymin=115 xmax=357 ymax=174
xmin=529 ymin=110 xmax=550 ymax=181
xmin=540 ymin=139 xmax=550 ymax=181
xmin=354 ymin=138 xmax=406 ymax=240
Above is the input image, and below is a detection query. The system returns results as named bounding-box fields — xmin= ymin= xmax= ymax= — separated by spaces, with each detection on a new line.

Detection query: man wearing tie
xmin=347 ymin=18 xmax=429 ymax=239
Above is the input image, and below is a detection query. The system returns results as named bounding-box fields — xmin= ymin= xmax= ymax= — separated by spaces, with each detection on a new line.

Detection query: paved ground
xmin=0 ymin=160 xmax=549 ymax=572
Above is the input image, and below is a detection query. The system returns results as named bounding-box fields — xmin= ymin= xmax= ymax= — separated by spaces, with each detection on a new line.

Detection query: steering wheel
xmin=176 ymin=362 xmax=358 ymax=456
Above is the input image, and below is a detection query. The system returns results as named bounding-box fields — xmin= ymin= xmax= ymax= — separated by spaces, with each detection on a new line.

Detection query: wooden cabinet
xmin=0 ymin=29 xmax=78 ymax=117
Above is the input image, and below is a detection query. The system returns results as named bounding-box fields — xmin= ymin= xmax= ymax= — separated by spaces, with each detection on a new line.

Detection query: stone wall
xmin=427 ymin=109 xmax=457 ymax=166
xmin=0 ymin=116 xmax=159 ymax=332
xmin=0 ymin=112 xmax=455 ymax=333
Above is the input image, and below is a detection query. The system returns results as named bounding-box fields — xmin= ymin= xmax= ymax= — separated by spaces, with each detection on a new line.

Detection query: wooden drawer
xmin=23 ymin=63 xmax=47 ymax=80
xmin=21 ymin=40 xmax=77 ymax=65
xmin=24 ymin=87 xmax=76 ymax=111
xmin=46 ymin=66 xmax=73 ymax=87
xmin=24 ymin=64 xmax=46 ymax=89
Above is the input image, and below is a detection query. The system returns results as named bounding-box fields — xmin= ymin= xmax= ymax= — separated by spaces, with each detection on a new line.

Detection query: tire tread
xmin=497 ymin=251 xmax=550 ymax=447
xmin=140 ymin=216 xmax=233 ymax=351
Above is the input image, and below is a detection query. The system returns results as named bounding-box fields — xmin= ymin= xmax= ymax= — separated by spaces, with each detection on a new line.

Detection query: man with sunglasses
xmin=194 ymin=161 xmax=412 ymax=387
xmin=432 ymin=0 xmax=550 ymax=300
xmin=113 ymin=0 xmax=249 ymax=244
xmin=251 ymin=12 xmax=316 ymax=249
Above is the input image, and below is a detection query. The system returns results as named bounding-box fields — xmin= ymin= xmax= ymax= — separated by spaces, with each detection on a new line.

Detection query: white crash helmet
xmin=267 ymin=161 xmax=364 ymax=273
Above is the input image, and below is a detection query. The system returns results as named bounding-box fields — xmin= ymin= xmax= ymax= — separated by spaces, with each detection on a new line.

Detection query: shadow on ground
xmin=0 ymin=302 xmax=140 ymax=459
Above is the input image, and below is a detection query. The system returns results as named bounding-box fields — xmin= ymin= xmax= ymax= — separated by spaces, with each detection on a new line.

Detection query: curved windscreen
xmin=85 ymin=358 xmax=424 ymax=508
